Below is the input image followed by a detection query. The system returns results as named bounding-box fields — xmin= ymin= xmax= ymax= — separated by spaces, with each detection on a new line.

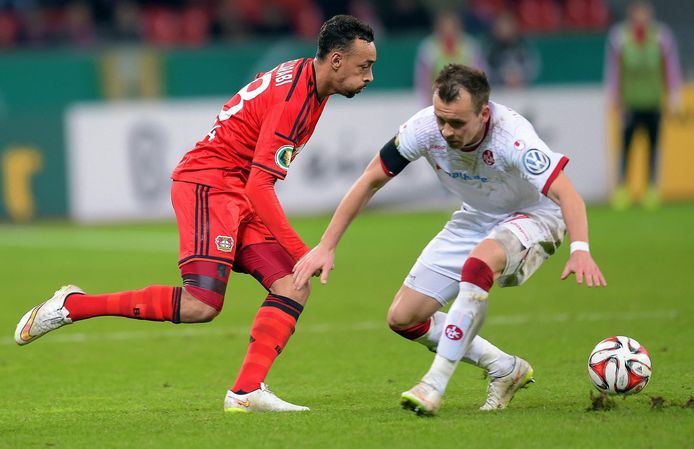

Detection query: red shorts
xmin=171 ymin=180 xmax=294 ymax=290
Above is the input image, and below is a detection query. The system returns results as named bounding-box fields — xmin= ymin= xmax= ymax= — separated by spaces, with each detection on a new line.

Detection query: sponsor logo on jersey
xmin=215 ymin=236 xmax=234 ymax=253
xmin=274 ymin=145 xmax=294 ymax=170
xmin=442 ymin=170 xmax=489 ymax=182
xmin=445 ymin=324 xmax=463 ymax=341
xmin=522 ymin=148 xmax=551 ymax=175
xmin=514 ymin=139 xmax=525 ymax=150
xmin=482 ymin=149 xmax=495 ymax=166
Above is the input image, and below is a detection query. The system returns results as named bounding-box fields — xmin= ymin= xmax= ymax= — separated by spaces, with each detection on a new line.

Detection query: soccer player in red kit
xmin=15 ymin=15 xmax=376 ymax=413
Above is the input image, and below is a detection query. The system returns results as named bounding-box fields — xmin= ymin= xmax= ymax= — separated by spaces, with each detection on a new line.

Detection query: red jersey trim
xmin=252 ymin=162 xmax=286 ymax=180
xmin=541 ymin=156 xmax=570 ymax=196
xmin=379 ymin=155 xmax=397 ymax=177
xmin=284 ymin=59 xmax=307 ymax=102
xmin=310 ymin=62 xmax=324 ymax=103
xmin=275 ymin=131 xmax=295 ymax=144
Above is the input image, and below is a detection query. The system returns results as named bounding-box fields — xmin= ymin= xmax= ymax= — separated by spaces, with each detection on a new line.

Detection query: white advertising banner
xmin=66 ymin=87 xmax=608 ymax=223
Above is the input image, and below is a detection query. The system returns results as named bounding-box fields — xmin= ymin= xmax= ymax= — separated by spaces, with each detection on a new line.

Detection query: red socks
xmin=393 ymin=319 xmax=431 ymax=340
xmin=461 ymin=257 xmax=494 ymax=291
xmin=64 ymin=285 xmax=182 ymax=323
xmin=231 ymin=294 xmax=304 ymax=394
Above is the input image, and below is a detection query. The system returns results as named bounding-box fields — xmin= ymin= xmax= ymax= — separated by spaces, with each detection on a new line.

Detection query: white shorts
xmin=403 ymin=208 xmax=565 ymax=306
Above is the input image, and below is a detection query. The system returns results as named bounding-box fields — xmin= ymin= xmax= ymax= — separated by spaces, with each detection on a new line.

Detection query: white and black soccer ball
xmin=588 ymin=336 xmax=651 ymax=395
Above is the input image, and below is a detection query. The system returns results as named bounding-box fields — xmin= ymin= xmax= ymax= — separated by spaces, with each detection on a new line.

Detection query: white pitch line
xmin=1 ymin=309 xmax=678 ymax=346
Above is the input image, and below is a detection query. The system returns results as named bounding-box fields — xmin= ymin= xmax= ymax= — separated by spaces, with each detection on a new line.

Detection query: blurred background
xmin=0 ymin=0 xmax=692 ymax=223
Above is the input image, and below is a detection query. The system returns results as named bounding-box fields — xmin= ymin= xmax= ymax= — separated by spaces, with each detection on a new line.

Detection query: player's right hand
xmin=292 ymin=243 xmax=335 ymax=289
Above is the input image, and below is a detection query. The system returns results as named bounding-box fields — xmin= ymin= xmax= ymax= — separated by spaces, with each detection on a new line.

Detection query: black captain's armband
xmin=379 ymin=136 xmax=410 ymax=177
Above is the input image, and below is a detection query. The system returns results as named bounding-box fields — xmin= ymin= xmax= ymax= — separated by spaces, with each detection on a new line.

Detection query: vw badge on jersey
xmin=522 ymin=149 xmax=551 ymax=175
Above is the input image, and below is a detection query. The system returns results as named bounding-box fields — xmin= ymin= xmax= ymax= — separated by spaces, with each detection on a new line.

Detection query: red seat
xmin=0 ymin=11 xmax=20 ymax=47
xmin=143 ymin=7 xmax=180 ymax=46
xmin=564 ymin=0 xmax=608 ymax=30
xmin=517 ymin=0 xmax=562 ymax=33
xmin=180 ymin=5 xmax=211 ymax=46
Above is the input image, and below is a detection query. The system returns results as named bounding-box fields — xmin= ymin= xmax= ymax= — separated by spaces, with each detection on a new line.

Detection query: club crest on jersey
xmin=445 ymin=324 xmax=463 ymax=340
xmin=215 ymin=235 xmax=234 ymax=253
xmin=514 ymin=139 xmax=525 ymax=151
xmin=523 ymin=148 xmax=551 ymax=175
xmin=274 ymin=145 xmax=294 ymax=170
xmin=482 ymin=149 xmax=495 ymax=166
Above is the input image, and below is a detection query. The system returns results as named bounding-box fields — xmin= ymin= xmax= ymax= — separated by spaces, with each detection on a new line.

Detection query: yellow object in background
xmin=2 ymin=146 xmax=43 ymax=221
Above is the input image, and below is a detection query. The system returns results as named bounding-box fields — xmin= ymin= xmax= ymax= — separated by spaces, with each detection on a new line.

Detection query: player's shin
xmin=422 ymin=286 xmax=488 ymax=393
xmin=421 ymin=257 xmax=494 ymax=393
xmin=396 ymin=311 xmax=513 ymax=376
xmin=65 ymin=285 xmax=183 ymax=322
xmin=231 ymin=294 xmax=303 ymax=394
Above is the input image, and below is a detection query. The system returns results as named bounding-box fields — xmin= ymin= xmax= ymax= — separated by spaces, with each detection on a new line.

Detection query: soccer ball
xmin=587 ymin=336 xmax=651 ymax=395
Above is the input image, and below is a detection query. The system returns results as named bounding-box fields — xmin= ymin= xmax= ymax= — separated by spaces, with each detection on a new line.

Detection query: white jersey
xmin=396 ymin=101 xmax=568 ymax=218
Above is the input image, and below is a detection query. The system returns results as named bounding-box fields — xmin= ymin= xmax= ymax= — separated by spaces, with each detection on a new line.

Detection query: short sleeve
xmin=396 ymin=114 xmax=427 ymax=162
xmin=506 ymin=122 xmax=569 ymax=196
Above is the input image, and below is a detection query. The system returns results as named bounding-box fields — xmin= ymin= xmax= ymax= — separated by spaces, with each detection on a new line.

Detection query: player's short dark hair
xmin=316 ymin=15 xmax=374 ymax=60
xmin=434 ymin=64 xmax=490 ymax=114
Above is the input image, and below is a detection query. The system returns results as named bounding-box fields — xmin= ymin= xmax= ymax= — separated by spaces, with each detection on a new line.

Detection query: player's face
xmin=332 ymin=39 xmax=377 ymax=98
xmin=433 ymin=89 xmax=490 ymax=149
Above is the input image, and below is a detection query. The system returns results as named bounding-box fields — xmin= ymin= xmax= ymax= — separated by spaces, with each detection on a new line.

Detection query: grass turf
xmin=1 ymin=204 xmax=693 ymax=449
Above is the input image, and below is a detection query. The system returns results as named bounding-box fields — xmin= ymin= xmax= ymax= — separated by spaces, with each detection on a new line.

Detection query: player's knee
xmin=180 ymin=289 xmax=220 ymax=323
xmin=387 ymin=305 xmax=418 ymax=331
xmin=269 ymin=274 xmax=310 ymax=305
xmin=177 ymin=261 xmax=230 ymax=322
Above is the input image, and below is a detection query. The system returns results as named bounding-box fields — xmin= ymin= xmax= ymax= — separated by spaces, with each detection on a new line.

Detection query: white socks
xmin=422 ymin=282 xmax=489 ymax=393
xmin=415 ymin=311 xmax=513 ymax=377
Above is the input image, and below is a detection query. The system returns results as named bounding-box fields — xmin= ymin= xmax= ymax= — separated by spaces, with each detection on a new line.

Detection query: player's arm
xmin=292 ymin=136 xmax=406 ymax=288
xmin=246 ymin=102 xmax=310 ymax=262
xmin=246 ymin=167 xmax=309 ymax=261
xmin=546 ymin=171 xmax=607 ymax=287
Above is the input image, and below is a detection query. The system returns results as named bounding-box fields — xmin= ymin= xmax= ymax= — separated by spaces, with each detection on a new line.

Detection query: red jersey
xmin=172 ymin=58 xmax=328 ymax=187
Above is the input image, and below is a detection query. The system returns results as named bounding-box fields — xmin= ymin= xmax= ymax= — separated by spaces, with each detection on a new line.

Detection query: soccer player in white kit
xmin=293 ymin=64 xmax=606 ymax=415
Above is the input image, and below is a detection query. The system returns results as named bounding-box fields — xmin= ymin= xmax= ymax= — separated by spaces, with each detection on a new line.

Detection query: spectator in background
xmin=111 ymin=1 xmax=142 ymax=43
xmin=485 ymin=11 xmax=539 ymax=88
xmin=605 ymin=0 xmax=682 ymax=211
xmin=415 ymin=9 xmax=486 ymax=106
xmin=62 ymin=0 xmax=96 ymax=47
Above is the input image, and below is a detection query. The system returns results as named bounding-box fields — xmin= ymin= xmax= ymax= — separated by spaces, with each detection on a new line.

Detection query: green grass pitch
xmin=1 ymin=204 xmax=692 ymax=449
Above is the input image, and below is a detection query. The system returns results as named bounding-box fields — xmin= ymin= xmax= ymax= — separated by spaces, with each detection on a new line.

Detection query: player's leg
xmin=388 ymin=267 xmax=514 ymax=375
xmin=613 ymin=108 xmax=639 ymax=210
xmin=391 ymin=281 xmax=516 ymax=416
xmin=642 ymin=109 xmax=662 ymax=210
xmin=224 ymin=237 xmax=310 ymax=413
xmin=477 ymin=214 xmax=564 ymax=410
xmin=404 ymin=213 xmax=561 ymax=414
xmin=404 ymin=239 xmax=504 ymax=416
xmin=14 ymin=181 xmax=234 ymax=345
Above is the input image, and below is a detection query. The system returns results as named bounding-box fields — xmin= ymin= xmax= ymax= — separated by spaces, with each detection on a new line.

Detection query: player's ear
xmin=480 ymin=104 xmax=491 ymax=122
xmin=330 ymin=52 xmax=342 ymax=70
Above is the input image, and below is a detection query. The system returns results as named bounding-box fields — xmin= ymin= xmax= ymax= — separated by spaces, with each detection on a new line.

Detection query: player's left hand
xmin=292 ymin=243 xmax=335 ymax=289
xmin=560 ymin=251 xmax=607 ymax=287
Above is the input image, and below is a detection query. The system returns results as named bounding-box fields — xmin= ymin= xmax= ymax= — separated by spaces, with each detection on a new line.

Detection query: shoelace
xmin=484 ymin=382 xmax=502 ymax=408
